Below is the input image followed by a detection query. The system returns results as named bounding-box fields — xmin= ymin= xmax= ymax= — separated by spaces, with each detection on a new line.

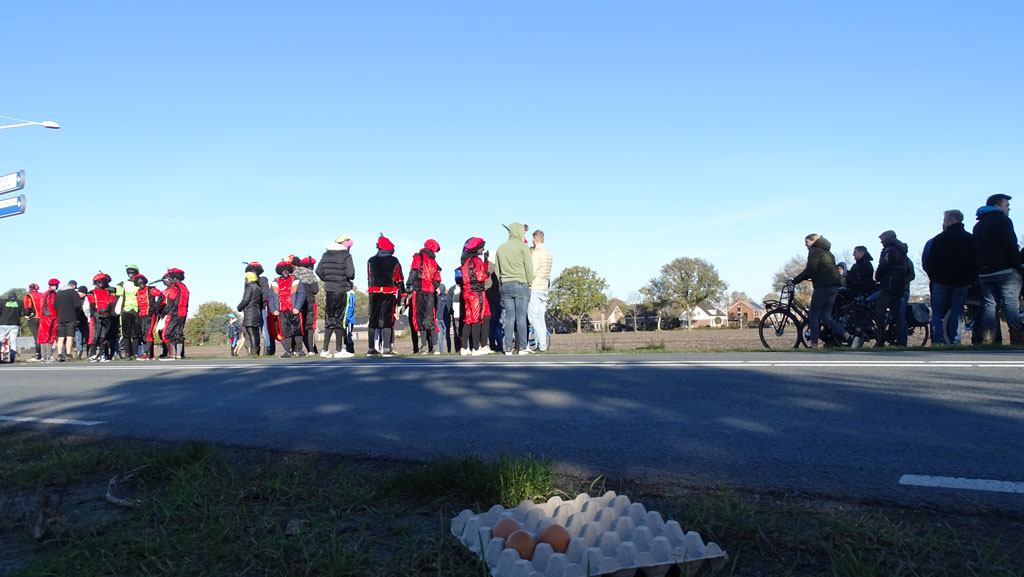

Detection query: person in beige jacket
xmin=528 ymin=229 xmax=552 ymax=351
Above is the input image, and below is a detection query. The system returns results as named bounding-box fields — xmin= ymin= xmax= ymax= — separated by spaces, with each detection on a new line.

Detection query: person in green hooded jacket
xmin=791 ymin=234 xmax=856 ymax=348
xmin=495 ymin=222 xmax=534 ymax=354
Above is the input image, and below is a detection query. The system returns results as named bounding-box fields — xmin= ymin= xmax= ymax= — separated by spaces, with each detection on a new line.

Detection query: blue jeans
xmin=436 ymin=316 xmax=447 ymax=353
xmin=501 ymin=281 xmax=530 ymax=352
xmin=980 ymin=270 xmax=1023 ymax=333
xmin=930 ymin=284 xmax=967 ymax=345
xmin=528 ymin=289 xmax=549 ymax=351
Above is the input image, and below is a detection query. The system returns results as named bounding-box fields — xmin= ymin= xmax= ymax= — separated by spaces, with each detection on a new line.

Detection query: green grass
xmin=2 ymin=429 xmax=1022 ymax=577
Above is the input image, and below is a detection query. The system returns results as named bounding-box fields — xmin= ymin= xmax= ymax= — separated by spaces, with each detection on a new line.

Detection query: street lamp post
xmin=0 ymin=116 xmax=60 ymax=130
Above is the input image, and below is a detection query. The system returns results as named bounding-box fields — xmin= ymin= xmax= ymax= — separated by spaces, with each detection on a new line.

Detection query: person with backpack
xmin=875 ymin=230 xmax=915 ymax=346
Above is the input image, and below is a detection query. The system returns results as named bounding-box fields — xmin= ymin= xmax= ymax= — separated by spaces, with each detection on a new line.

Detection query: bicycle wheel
xmin=759 ymin=310 xmax=804 ymax=349
xmin=838 ymin=304 xmax=884 ymax=348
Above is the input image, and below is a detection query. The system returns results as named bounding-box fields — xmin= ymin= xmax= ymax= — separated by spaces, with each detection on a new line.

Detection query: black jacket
xmin=54 ymin=288 xmax=83 ymax=323
xmin=972 ymin=207 xmax=1022 ymax=275
xmin=847 ymin=257 xmax=877 ymax=298
xmin=0 ymin=296 xmax=22 ymax=325
xmin=367 ymin=250 xmax=405 ymax=293
xmin=923 ymin=223 xmax=976 ymax=287
xmin=316 ymin=245 xmax=355 ymax=293
xmin=237 ymin=282 xmax=264 ymax=327
xmin=792 ymin=237 xmax=841 ymax=288
xmin=876 ymin=241 xmax=915 ymax=295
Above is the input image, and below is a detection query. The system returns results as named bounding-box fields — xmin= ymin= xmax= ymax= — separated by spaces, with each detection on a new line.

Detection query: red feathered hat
xmin=424 ymin=239 xmax=440 ymax=253
xmin=92 ymin=272 xmax=111 ymax=284
xmin=299 ymin=256 xmax=316 ymax=267
xmin=377 ymin=235 xmax=395 ymax=251
xmin=464 ymin=237 xmax=485 ymax=252
xmin=275 ymin=260 xmax=294 ymax=276
xmin=28 ymin=283 xmax=39 ymax=290
xmin=47 ymin=278 xmax=60 ymax=287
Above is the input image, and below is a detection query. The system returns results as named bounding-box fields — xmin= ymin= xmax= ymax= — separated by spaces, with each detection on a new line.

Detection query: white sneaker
xmin=518 ymin=349 xmax=531 ymax=355
xmin=460 ymin=348 xmax=470 ymax=356
xmin=334 ymin=350 xmax=354 ymax=358
xmin=472 ymin=348 xmax=489 ymax=356
xmin=504 ymin=351 xmax=514 ymax=356
xmin=320 ymin=351 xmax=332 ymax=358
xmin=433 ymin=351 xmax=441 ymax=355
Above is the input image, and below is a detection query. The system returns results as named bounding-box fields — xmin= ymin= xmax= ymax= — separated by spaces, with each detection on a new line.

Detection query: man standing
xmin=366 ymin=235 xmax=405 ymax=357
xmin=88 ymin=273 xmax=116 ymax=362
xmin=23 ymin=283 xmax=43 ymax=361
xmin=495 ymin=222 xmax=534 ymax=355
xmin=923 ymin=210 xmax=976 ymax=345
xmin=875 ymin=230 xmax=914 ymax=347
xmin=528 ymin=229 xmax=553 ymax=352
xmin=159 ymin=268 xmax=190 ymax=360
xmin=407 ymin=239 xmax=442 ymax=354
xmin=0 ymin=290 xmax=23 ymax=363
xmin=972 ymin=193 xmax=1023 ymax=344
xmin=115 ymin=265 xmax=143 ymax=360
xmin=54 ymin=280 xmax=83 ymax=362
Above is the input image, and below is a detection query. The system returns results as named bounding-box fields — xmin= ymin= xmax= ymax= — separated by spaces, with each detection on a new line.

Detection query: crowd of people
xmin=0 ymin=266 xmax=189 ymax=363
xmin=791 ymin=193 xmax=1023 ymax=348
xmin=232 ymin=223 xmax=554 ymax=359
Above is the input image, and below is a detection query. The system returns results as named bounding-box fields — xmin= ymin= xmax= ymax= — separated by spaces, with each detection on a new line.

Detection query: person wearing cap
xmin=875 ymin=230 xmax=915 ymax=346
xmin=88 ymin=273 xmax=116 ymax=361
xmin=972 ymin=193 xmax=1023 ymax=344
xmin=237 ymin=271 xmax=264 ymax=357
xmin=226 ymin=313 xmax=243 ymax=356
xmin=293 ymin=255 xmax=320 ymax=355
xmin=0 ymin=290 xmax=24 ymax=363
xmin=35 ymin=279 xmax=60 ymax=362
xmin=159 ymin=269 xmax=190 ymax=360
xmin=460 ymin=237 xmax=491 ymax=355
xmin=115 ymin=265 xmax=143 ymax=360
xmin=245 ymin=261 xmax=275 ymax=356
xmin=23 ymin=283 xmax=44 ymax=361
xmin=407 ymin=239 xmax=443 ymax=355
xmin=270 ymin=260 xmax=306 ymax=358
xmin=366 ymin=235 xmax=405 ymax=356
xmin=54 ymin=280 xmax=83 ymax=362
xmin=133 ymin=274 xmax=161 ymax=360
xmin=317 ymin=235 xmax=356 ymax=358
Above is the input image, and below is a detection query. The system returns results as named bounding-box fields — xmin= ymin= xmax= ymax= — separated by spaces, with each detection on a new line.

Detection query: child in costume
xmin=132 ymin=274 xmax=161 ymax=360
xmin=270 ymin=260 xmax=306 ymax=358
xmin=366 ymin=235 xmax=405 ymax=356
xmin=460 ymin=238 xmax=492 ymax=355
xmin=159 ymin=268 xmax=189 ymax=360
xmin=88 ymin=273 xmax=115 ymax=362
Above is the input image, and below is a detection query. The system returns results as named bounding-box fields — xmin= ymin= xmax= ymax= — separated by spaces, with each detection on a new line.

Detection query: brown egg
xmin=505 ymin=529 xmax=537 ymax=560
xmin=539 ymin=523 xmax=571 ymax=554
xmin=492 ymin=517 xmax=522 ymax=540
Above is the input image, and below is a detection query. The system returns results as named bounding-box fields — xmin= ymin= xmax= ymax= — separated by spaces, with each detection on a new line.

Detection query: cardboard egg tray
xmin=451 ymin=491 xmax=728 ymax=577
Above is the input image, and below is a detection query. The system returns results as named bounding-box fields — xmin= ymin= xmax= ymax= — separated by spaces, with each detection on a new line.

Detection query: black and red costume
xmin=133 ymin=274 xmax=161 ymax=359
xmin=408 ymin=239 xmax=442 ymax=353
xmin=160 ymin=268 xmax=189 ymax=360
xmin=88 ymin=273 xmax=115 ymax=361
xmin=294 ymin=255 xmax=320 ymax=355
xmin=367 ymin=235 xmax=405 ymax=355
xmin=460 ymin=238 xmax=490 ymax=352
xmin=270 ymin=261 xmax=307 ymax=357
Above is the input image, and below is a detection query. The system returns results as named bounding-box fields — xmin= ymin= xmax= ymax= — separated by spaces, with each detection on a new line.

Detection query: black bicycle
xmin=759 ymin=283 xmax=882 ymax=349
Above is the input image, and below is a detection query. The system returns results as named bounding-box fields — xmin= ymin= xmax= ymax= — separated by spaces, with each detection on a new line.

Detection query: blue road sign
xmin=0 ymin=170 xmax=26 ymax=195
xmin=0 ymin=194 xmax=26 ymax=219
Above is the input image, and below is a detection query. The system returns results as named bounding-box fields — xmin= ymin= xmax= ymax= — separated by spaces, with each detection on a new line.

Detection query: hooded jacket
xmin=847 ymin=253 xmax=877 ymax=298
xmin=792 ymin=237 xmax=841 ymax=288
xmin=316 ymin=243 xmax=355 ymax=293
xmin=237 ymin=281 xmax=264 ymax=327
xmin=876 ymin=239 xmax=915 ymax=294
xmin=495 ymin=223 xmax=535 ymax=286
xmin=293 ymin=264 xmax=319 ymax=307
xmin=972 ymin=206 xmax=1022 ymax=276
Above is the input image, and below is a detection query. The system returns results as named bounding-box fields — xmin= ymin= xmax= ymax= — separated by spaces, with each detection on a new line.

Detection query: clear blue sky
xmin=3 ymin=1 xmax=1022 ymax=309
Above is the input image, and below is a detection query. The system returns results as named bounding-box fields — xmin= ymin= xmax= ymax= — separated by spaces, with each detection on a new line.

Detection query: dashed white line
xmin=0 ymin=415 xmax=106 ymax=426
xmin=899 ymin=474 xmax=1024 ymax=494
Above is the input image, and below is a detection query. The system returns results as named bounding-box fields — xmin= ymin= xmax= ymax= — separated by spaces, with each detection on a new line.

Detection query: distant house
xmin=679 ymin=305 xmax=729 ymax=328
xmin=582 ymin=304 xmax=625 ymax=332
xmin=728 ymin=300 xmax=765 ymax=327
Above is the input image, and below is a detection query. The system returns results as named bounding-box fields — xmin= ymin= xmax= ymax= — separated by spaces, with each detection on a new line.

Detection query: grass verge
xmin=2 ymin=428 xmax=1022 ymax=576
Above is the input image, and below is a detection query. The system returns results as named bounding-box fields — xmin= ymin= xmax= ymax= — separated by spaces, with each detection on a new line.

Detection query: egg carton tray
xmin=451 ymin=491 xmax=728 ymax=577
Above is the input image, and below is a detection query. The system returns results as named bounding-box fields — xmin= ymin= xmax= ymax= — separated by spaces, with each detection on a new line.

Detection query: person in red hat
xmin=293 ymin=255 xmax=320 ymax=355
xmin=460 ymin=238 xmax=492 ymax=356
xmin=32 ymin=279 xmax=60 ymax=362
xmin=159 ymin=269 xmax=189 ymax=360
xmin=407 ymin=239 xmax=442 ymax=354
xmin=270 ymin=260 xmax=306 ymax=358
xmin=132 ymin=274 xmax=161 ymax=360
xmin=87 ymin=273 xmax=116 ymax=362
xmin=23 ymin=283 xmax=44 ymax=361
xmin=367 ymin=235 xmax=405 ymax=356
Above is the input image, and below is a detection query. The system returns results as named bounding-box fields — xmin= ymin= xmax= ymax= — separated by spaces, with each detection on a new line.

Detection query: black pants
xmin=121 ymin=310 xmax=141 ymax=357
xmin=245 ymin=326 xmax=261 ymax=356
xmin=413 ymin=291 xmax=437 ymax=351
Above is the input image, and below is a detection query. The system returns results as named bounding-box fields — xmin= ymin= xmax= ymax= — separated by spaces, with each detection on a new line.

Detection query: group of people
xmin=0 ymin=266 xmax=190 ymax=363
xmin=792 ymin=193 xmax=1023 ymax=348
xmin=236 ymin=223 xmax=554 ymax=359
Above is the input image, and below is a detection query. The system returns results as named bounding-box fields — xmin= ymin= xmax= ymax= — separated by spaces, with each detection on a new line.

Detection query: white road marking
xmin=0 ymin=415 xmax=106 ymax=426
xmin=899 ymin=474 xmax=1024 ymax=494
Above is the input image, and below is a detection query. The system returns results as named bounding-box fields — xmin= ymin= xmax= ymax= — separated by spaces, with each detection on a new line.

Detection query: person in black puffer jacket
xmin=791 ymin=234 xmax=854 ymax=348
xmin=317 ymin=235 xmax=356 ymax=357
xmin=923 ymin=210 xmax=976 ymax=344
xmin=847 ymin=246 xmax=877 ymax=298
xmin=875 ymin=230 xmax=915 ymax=346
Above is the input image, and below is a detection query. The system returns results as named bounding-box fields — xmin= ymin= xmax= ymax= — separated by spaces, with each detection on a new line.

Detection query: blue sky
xmin=2 ymin=1 xmax=1022 ymax=309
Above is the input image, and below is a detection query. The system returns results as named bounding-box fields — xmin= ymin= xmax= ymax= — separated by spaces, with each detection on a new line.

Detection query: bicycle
xmin=526 ymin=325 xmax=551 ymax=352
xmin=878 ymin=301 xmax=931 ymax=347
xmin=759 ymin=283 xmax=882 ymax=349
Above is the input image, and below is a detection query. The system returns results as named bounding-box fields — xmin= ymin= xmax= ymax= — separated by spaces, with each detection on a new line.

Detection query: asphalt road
xmin=2 ymin=351 xmax=1022 ymax=512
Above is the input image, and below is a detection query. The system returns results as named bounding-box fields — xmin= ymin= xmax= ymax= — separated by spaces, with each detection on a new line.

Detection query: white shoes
xmin=472 ymin=348 xmax=492 ymax=356
xmin=333 ymin=350 xmax=354 ymax=358
xmin=320 ymin=351 xmax=332 ymax=358
xmin=460 ymin=348 xmax=470 ymax=356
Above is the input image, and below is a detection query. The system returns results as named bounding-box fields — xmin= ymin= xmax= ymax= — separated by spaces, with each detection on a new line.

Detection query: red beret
xmin=377 ymin=236 xmax=395 ymax=251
